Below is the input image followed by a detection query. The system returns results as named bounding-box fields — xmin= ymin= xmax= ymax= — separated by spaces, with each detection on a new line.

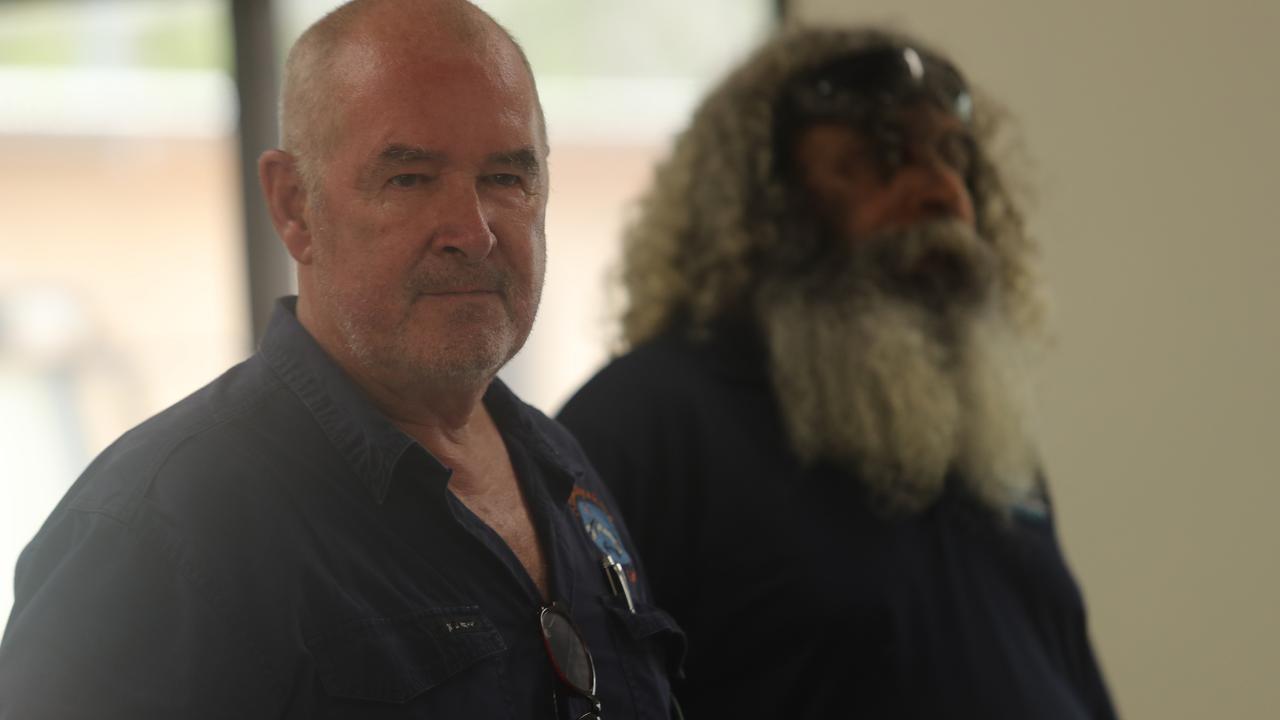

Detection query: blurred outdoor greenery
xmin=0 ymin=0 xmax=768 ymax=80
xmin=0 ymin=0 xmax=231 ymax=70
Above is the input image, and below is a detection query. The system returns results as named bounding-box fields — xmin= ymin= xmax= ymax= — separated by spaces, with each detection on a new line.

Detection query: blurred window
xmin=0 ymin=0 xmax=244 ymax=632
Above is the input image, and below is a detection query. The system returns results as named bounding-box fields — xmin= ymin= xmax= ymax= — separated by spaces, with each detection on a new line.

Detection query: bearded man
xmin=557 ymin=27 xmax=1116 ymax=719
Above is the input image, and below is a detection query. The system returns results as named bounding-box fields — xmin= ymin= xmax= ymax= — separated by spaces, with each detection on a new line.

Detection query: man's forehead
xmin=332 ymin=37 xmax=540 ymax=128
xmin=333 ymin=26 xmax=524 ymax=91
xmin=300 ymin=2 xmax=547 ymax=167
xmin=806 ymin=104 xmax=967 ymax=144
xmin=317 ymin=0 xmax=524 ymax=94
xmin=897 ymin=103 xmax=969 ymax=134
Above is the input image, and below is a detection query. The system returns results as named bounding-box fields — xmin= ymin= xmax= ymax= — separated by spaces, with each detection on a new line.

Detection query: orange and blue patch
xmin=568 ymin=486 xmax=636 ymax=581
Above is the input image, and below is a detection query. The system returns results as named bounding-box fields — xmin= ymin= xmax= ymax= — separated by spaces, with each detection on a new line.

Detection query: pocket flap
xmin=602 ymin=598 xmax=688 ymax=679
xmin=307 ymin=606 xmax=506 ymax=703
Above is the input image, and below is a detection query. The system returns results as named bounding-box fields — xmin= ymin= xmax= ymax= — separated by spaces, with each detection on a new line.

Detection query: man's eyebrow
xmin=369 ymin=144 xmax=447 ymax=173
xmin=486 ymin=147 xmax=542 ymax=178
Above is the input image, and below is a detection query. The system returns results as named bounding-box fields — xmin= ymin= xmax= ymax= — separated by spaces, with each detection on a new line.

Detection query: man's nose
xmin=898 ymin=158 xmax=975 ymax=226
xmin=431 ymin=179 xmax=497 ymax=260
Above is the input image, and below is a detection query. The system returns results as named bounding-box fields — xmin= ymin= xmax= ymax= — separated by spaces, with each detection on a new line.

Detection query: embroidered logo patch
xmin=569 ymin=486 xmax=633 ymax=568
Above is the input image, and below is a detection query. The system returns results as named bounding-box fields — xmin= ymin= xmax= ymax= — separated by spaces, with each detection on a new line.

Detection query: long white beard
xmin=758 ymin=219 xmax=1041 ymax=515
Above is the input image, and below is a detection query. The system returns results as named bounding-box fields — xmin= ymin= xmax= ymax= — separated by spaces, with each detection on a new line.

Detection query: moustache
xmin=860 ymin=219 xmax=997 ymax=310
xmin=406 ymin=265 xmax=511 ymax=297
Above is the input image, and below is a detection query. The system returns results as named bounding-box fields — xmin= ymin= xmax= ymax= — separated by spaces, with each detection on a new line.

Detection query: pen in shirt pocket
xmin=601 ymin=553 xmax=635 ymax=613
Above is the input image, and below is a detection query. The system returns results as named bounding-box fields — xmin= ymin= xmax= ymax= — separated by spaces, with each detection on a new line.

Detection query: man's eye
xmin=866 ymin=124 xmax=905 ymax=174
xmin=835 ymin=147 xmax=877 ymax=179
xmin=487 ymin=173 xmax=521 ymax=188
xmin=938 ymin=134 xmax=976 ymax=176
xmin=389 ymin=174 xmax=426 ymax=188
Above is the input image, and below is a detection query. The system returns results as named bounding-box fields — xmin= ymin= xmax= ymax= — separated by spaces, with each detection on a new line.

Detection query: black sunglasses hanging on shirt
xmin=539 ymin=602 xmax=603 ymax=720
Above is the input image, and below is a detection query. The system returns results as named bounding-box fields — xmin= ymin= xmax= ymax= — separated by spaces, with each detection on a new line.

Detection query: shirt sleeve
xmin=0 ymin=507 xmax=275 ymax=720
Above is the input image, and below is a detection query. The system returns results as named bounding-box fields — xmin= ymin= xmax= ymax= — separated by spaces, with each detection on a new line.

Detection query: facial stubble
xmin=312 ymin=227 xmax=546 ymax=397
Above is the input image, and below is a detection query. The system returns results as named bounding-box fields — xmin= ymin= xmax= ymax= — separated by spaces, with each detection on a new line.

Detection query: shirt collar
xmin=260 ymin=297 xmax=442 ymax=503
xmin=259 ymin=297 xmax=582 ymax=505
xmin=482 ymin=376 xmax=583 ymax=506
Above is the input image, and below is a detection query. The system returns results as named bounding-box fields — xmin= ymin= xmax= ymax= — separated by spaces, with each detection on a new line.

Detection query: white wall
xmin=793 ymin=0 xmax=1280 ymax=716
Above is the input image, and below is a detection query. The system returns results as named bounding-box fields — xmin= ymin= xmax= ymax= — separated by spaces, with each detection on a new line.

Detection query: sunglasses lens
xmin=819 ymin=46 xmax=914 ymax=94
xmin=790 ymin=45 xmax=972 ymax=123
xmin=540 ymin=606 xmax=596 ymax=694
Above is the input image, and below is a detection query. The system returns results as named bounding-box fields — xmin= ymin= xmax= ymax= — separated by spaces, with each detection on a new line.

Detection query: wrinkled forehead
xmin=334 ymin=22 xmax=530 ymax=98
xmin=325 ymin=25 xmax=544 ymax=145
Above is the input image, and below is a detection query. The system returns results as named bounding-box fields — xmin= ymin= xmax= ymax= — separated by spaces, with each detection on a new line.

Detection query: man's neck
xmin=396 ymin=398 xmax=498 ymax=476
xmin=364 ymin=376 xmax=511 ymax=493
xmin=371 ymin=378 xmax=492 ymax=441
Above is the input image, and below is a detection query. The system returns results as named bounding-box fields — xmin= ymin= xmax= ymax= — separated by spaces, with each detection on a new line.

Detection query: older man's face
xmin=303 ymin=38 xmax=548 ymax=391
xmin=793 ymin=104 xmax=976 ymax=243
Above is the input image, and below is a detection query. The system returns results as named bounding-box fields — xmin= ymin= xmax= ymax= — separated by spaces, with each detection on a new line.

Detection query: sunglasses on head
xmin=784 ymin=43 xmax=973 ymax=126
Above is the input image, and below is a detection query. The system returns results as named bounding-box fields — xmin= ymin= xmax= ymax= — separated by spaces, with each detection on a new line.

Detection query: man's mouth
xmin=420 ymin=287 xmax=500 ymax=296
xmin=892 ymin=245 xmax=988 ymax=308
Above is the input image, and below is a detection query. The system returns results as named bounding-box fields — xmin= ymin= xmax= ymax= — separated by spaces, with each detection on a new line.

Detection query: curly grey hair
xmin=617 ymin=26 xmax=1041 ymax=348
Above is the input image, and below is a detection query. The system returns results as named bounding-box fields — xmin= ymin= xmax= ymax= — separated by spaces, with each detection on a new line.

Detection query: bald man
xmin=0 ymin=2 xmax=682 ymax=718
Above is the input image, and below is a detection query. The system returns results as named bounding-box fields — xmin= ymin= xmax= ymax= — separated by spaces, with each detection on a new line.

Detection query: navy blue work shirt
xmin=558 ymin=323 xmax=1116 ymax=720
xmin=0 ymin=297 xmax=683 ymax=719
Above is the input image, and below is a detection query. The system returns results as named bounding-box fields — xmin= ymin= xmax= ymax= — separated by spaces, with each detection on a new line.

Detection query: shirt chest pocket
xmin=597 ymin=596 xmax=687 ymax=720
xmin=306 ymin=606 xmax=508 ymax=715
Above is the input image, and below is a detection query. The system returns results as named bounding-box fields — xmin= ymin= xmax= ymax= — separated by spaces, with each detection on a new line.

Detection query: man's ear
xmin=259 ymin=149 xmax=315 ymax=265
